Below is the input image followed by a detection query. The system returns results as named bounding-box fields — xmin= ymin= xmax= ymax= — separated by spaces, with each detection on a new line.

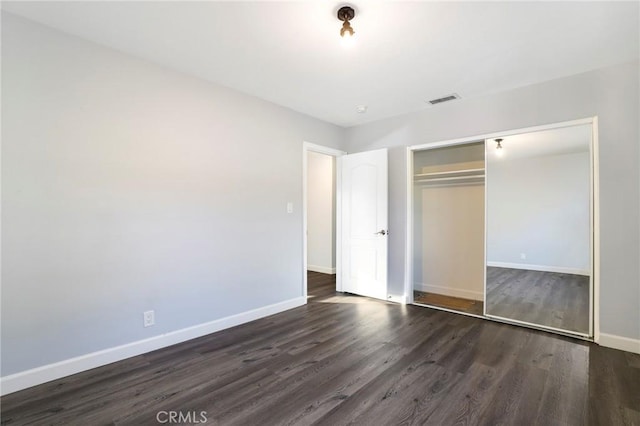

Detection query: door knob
xmin=374 ymin=230 xmax=388 ymax=236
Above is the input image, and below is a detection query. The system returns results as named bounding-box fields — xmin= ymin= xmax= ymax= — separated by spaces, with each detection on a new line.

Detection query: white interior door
xmin=340 ymin=149 xmax=388 ymax=300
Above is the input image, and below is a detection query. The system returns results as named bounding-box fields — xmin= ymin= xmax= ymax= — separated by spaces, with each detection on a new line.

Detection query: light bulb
xmin=494 ymin=139 xmax=504 ymax=157
xmin=340 ymin=32 xmax=356 ymax=48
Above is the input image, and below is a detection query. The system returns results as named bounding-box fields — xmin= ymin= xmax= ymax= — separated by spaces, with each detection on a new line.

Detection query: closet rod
xmin=414 ymin=167 xmax=485 ymax=178
xmin=414 ymin=175 xmax=484 ymax=184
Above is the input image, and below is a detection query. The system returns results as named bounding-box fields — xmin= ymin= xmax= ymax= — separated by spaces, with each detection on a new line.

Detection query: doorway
xmin=302 ymin=142 xmax=345 ymax=299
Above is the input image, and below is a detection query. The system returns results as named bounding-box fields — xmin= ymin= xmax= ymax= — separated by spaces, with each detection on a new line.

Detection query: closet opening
xmin=410 ymin=141 xmax=486 ymax=316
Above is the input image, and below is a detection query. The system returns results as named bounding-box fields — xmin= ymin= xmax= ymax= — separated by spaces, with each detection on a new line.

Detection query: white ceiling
xmin=487 ymin=124 xmax=591 ymax=161
xmin=2 ymin=1 xmax=639 ymax=127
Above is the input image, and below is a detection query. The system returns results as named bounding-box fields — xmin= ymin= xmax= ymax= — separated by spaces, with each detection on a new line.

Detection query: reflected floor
xmin=413 ymin=291 xmax=484 ymax=316
xmin=486 ymin=267 xmax=589 ymax=334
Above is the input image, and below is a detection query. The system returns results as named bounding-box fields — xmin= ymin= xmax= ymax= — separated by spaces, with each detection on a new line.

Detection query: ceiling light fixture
xmin=495 ymin=138 xmax=504 ymax=157
xmin=337 ymin=6 xmax=355 ymax=40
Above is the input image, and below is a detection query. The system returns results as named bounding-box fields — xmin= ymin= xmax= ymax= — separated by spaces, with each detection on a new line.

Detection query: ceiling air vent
xmin=427 ymin=93 xmax=460 ymax=105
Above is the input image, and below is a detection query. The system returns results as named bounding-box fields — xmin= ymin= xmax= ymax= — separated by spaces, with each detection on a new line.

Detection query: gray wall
xmin=1 ymin=14 xmax=344 ymax=376
xmin=345 ymin=60 xmax=640 ymax=340
xmin=306 ymin=151 xmax=335 ymax=272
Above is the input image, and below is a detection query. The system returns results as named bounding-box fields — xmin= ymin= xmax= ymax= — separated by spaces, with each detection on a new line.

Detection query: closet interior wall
xmin=413 ymin=142 xmax=486 ymax=308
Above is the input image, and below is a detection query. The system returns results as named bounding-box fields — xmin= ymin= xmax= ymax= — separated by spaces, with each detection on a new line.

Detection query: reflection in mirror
xmin=485 ymin=124 xmax=591 ymax=335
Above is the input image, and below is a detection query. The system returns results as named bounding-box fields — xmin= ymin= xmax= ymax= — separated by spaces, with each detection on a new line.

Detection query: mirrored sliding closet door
xmin=484 ymin=124 xmax=593 ymax=336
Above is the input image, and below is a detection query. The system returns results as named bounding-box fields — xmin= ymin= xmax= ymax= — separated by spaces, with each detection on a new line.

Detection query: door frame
xmin=405 ymin=117 xmax=600 ymax=341
xmin=302 ymin=142 xmax=346 ymax=300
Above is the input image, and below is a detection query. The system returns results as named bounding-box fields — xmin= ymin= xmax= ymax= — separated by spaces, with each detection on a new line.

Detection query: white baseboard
xmin=414 ymin=283 xmax=483 ymax=301
xmin=487 ymin=261 xmax=589 ymax=276
xmin=598 ymin=333 xmax=640 ymax=354
xmin=387 ymin=294 xmax=407 ymax=304
xmin=307 ymin=265 xmax=336 ymax=274
xmin=0 ymin=297 xmax=306 ymax=396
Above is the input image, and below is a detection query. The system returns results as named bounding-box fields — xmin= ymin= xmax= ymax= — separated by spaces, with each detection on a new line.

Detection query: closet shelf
xmin=414 ymin=168 xmax=485 ymax=185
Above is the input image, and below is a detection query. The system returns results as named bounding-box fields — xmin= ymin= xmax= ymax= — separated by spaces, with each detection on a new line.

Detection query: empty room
xmin=1 ymin=2 xmax=639 ymax=425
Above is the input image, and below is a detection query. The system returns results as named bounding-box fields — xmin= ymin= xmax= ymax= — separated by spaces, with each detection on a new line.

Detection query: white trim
xmin=409 ymin=117 xmax=595 ymax=151
xmin=387 ymin=294 xmax=408 ymax=304
xmin=483 ymin=140 xmax=489 ymax=316
xmin=307 ymin=265 xmax=336 ymax=274
xmin=0 ymin=297 xmax=306 ymax=396
xmin=598 ymin=333 xmax=640 ymax=354
xmin=302 ymin=147 xmax=309 ymax=299
xmin=592 ymin=117 xmax=600 ymax=342
xmin=335 ymin=156 xmax=343 ymax=292
xmin=302 ymin=142 xmax=346 ymax=299
xmin=414 ymin=283 xmax=483 ymax=301
xmin=404 ymin=147 xmax=414 ymax=304
xmin=486 ymin=262 xmax=589 ymax=276
xmin=303 ymin=142 xmax=346 ymax=157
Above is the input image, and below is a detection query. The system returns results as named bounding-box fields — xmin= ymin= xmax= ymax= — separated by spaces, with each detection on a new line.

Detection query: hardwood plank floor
xmin=486 ymin=267 xmax=590 ymax=333
xmin=413 ymin=291 xmax=484 ymax=315
xmin=1 ymin=271 xmax=638 ymax=425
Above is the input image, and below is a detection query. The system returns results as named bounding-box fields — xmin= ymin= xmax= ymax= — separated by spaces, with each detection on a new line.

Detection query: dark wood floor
xmin=414 ymin=291 xmax=484 ymax=316
xmin=2 ymin=271 xmax=638 ymax=425
xmin=486 ymin=267 xmax=590 ymax=333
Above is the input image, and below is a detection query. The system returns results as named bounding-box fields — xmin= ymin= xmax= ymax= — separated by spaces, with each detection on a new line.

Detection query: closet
xmin=412 ymin=142 xmax=485 ymax=316
xmin=407 ymin=119 xmax=595 ymax=339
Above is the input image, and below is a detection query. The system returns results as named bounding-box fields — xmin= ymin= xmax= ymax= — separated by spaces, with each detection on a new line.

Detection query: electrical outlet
xmin=520 ymin=253 xmax=527 ymax=260
xmin=143 ymin=310 xmax=155 ymax=327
